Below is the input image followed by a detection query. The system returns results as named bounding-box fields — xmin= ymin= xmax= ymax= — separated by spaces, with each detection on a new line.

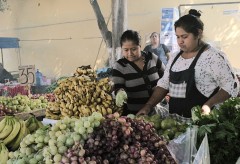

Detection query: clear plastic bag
xmin=166 ymin=126 xmax=198 ymax=164
xmin=236 ymin=157 xmax=240 ymax=164
xmin=192 ymin=133 xmax=210 ymax=164
xmin=154 ymin=103 xmax=169 ymax=118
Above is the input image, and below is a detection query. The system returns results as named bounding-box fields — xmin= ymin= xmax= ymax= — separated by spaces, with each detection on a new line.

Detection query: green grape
xmin=87 ymin=116 xmax=95 ymax=123
xmin=15 ymin=159 xmax=25 ymax=164
xmin=51 ymin=124 xmax=59 ymax=132
xmin=7 ymin=159 xmax=14 ymax=164
xmin=48 ymin=131 xmax=55 ymax=137
xmin=20 ymin=147 xmax=26 ymax=154
xmin=24 ymin=137 xmax=32 ymax=145
xmin=36 ymin=143 xmax=44 ymax=149
xmin=25 ymin=147 xmax=32 ymax=156
xmin=59 ymin=124 xmax=67 ymax=130
xmin=57 ymin=134 xmax=67 ymax=144
xmin=93 ymin=112 xmax=103 ymax=121
xmin=93 ymin=120 xmax=100 ymax=127
xmin=58 ymin=145 xmax=67 ymax=154
xmin=72 ymin=133 xmax=81 ymax=142
xmin=13 ymin=151 xmax=20 ymax=158
xmin=78 ymin=127 xmax=86 ymax=134
xmin=87 ymin=127 xmax=94 ymax=134
xmin=29 ymin=158 xmax=38 ymax=164
xmin=56 ymin=141 xmax=64 ymax=148
xmin=80 ymin=117 xmax=88 ymax=123
xmin=53 ymin=154 xmax=62 ymax=163
xmin=83 ymin=121 xmax=91 ymax=128
xmin=8 ymin=152 xmax=14 ymax=159
xmin=65 ymin=137 xmax=74 ymax=147
xmin=55 ymin=130 xmax=63 ymax=137
xmin=70 ymin=121 xmax=75 ymax=128
xmin=62 ymin=117 xmax=71 ymax=124
xmin=44 ymin=136 xmax=50 ymax=144
xmin=73 ymin=126 xmax=79 ymax=132
xmin=20 ymin=141 xmax=27 ymax=148
xmin=42 ymin=146 xmax=51 ymax=157
xmin=48 ymin=139 xmax=56 ymax=146
xmin=35 ymin=153 xmax=44 ymax=161
xmin=37 ymin=135 xmax=45 ymax=143
xmin=49 ymin=145 xmax=58 ymax=156
xmin=75 ymin=120 xmax=84 ymax=127
xmin=81 ymin=133 xmax=88 ymax=140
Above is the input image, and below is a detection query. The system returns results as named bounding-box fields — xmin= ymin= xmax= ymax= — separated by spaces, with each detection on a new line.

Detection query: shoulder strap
xmin=170 ymin=51 xmax=183 ymax=70
xmin=189 ymin=44 xmax=208 ymax=69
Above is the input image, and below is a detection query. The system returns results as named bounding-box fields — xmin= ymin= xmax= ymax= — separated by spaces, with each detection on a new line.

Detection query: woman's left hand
xmin=136 ymin=105 xmax=151 ymax=116
xmin=201 ymin=104 xmax=211 ymax=115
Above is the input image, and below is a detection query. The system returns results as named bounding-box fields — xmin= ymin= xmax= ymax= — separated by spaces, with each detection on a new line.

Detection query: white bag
xmin=192 ymin=133 xmax=210 ymax=164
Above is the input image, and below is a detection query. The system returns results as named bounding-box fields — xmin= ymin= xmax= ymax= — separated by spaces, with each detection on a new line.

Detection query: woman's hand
xmin=136 ymin=104 xmax=152 ymax=116
xmin=201 ymin=104 xmax=211 ymax=115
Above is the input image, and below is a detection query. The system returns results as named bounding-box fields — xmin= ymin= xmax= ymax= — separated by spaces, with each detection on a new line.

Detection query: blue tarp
xmin=0 ymin=37 xmax=19 ymax=48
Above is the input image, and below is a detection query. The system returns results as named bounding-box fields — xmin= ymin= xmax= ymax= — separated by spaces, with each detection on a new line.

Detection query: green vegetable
xmin=192 ymin=97 xmax=240 ymax=164
xmin=115 ymin=90 xmax=127 ymax=107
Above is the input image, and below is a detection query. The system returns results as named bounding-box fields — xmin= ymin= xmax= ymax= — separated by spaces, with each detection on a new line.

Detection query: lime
xmin=163 ymin=129 xmax=175 ymax=140
xmin=161 ymin=118 xmax=177 ymax=130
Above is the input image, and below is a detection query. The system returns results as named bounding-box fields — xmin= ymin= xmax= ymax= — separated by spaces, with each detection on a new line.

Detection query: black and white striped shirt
xmin=112 ymin=51 xmax=165 ymax=111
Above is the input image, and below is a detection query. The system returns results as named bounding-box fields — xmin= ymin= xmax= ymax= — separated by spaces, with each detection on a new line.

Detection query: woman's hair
xmin=120 ymin=30 xmax=141 ymax=47
xmin=174 ymin=9 xmax=204 ymax=37
xmin=150 ymin=32 xmax=160 ymax=38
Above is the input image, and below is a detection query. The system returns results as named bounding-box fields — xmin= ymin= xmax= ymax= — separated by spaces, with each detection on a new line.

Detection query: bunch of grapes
xmin=8 ymin=126 xmax=50 ymax=164
xmin=81 ymin=116 xmax=176 ymax=164
xmin=61 ymin=142 xmax=106 ymax=164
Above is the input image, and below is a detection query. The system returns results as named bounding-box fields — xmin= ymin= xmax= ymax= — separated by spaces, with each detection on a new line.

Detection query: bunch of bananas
xmin=74 ymin=65 xmax=96 ymax=78
xmin=47 ymin=66 xmax=122 ymax=119
xmin=0 ymin=141 xmax=8 ymax=164
xmin=25 ymin=115 xmax=44 ymax=134
xmin=0 ymin=116 xmax=29 ymax=151
xmin=45 ymin=102 xmax=61 ymax=120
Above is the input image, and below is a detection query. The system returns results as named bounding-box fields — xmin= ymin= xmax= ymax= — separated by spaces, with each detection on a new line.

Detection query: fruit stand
xmin=0 ymin=66 xmax=239 ymax=164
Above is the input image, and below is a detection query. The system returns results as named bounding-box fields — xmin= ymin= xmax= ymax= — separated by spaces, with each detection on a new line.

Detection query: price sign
xmin=18 ymin=65 xmax=36 ymax=84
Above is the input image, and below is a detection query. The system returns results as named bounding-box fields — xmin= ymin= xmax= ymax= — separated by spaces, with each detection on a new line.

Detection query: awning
xmin=0 ymin=37 xmax=20 ymax=67
xmin=0 ymin=37 xmax=19 ymax=48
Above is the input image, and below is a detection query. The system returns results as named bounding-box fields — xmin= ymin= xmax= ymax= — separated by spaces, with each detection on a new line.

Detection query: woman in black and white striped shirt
xmin=112 ymin=30 xmax=165 ymax=115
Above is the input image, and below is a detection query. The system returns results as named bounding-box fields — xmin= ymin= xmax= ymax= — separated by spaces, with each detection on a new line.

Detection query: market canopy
xmin=0 ymin=37 xmax=19 ymax=48
xmin=0 ymin=37 xmax=20 ymax=67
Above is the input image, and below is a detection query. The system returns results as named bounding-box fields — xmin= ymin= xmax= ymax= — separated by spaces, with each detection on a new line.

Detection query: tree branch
xmin=90 ymin=0 xmax=112 ymax=48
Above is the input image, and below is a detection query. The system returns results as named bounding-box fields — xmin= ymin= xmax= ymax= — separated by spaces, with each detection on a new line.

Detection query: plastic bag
xmin=192 ymin=133 xmax=210 ymax=164
xmin=154 ymin=103 xmax=169 ymax=118
xmin=154 ymin=104 xmax=192 ymax=124
xmin=166 ymin=126 xmax=198 ymax=164
xmin=236 ymin=157 xmax=240 ymax=164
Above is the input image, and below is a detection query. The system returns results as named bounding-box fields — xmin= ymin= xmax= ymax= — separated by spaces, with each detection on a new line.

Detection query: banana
xmin=36 ymin=120 xmax=44 ymax=129
xmin=8 ymin=120 xmax=27 ymax=151
xmin=0 ymin=118 xmax=13 ymax=140
xmin=25 ymin=116 xmax=41 ymax=133
xmin=0 ymin=117 xmax=7 ymax=133
xmin=3 ymin=118 xmax=20 ymax=145
xmin=101 ymin=107 xmax=107 ymax=116
xmin=25 ymin=116 xmax=32 ymax=127
xmin=27 ymin=122 xmax=38 ymax=133
xmin=0 ymin=141 xmax=9 ymax=164
xmin=107 ymin=108 xmax=113 ymax=114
